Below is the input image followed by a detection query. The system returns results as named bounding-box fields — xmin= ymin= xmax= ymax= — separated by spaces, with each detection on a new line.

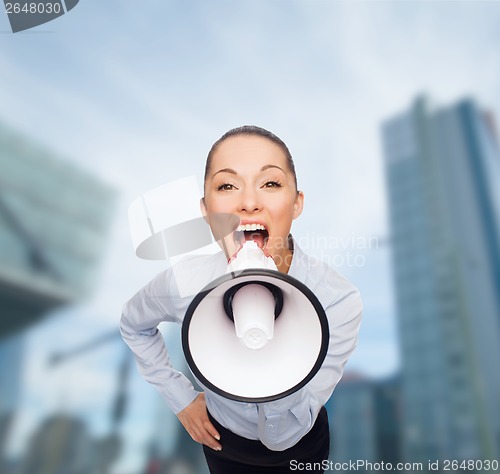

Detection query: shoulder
xmin=169 ymin=251 xmax=227 ymax=294
xmin=146 ymin=251 xmax=226 ymax=301
xmin=127 ymin=251 xmax=227 ymax=317
xmin=291 ymin=242 xmax=362 ymax=313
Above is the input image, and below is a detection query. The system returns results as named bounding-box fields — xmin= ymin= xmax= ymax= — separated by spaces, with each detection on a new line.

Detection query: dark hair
xmin=204 ymin=125 xmax=298 ymax=191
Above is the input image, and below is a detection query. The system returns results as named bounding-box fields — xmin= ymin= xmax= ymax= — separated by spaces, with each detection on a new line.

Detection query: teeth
xmin=236 ymin=224 xmax=266 ymax=232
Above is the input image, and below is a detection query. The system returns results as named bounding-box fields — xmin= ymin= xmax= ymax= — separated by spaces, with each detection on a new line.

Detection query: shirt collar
xmin=287 ymin=234 xmax=308 ymax=283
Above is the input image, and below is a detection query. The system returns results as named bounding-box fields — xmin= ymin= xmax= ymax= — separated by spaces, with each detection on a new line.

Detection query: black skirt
xmin=202 ymin=406 xmax=330 ymax=473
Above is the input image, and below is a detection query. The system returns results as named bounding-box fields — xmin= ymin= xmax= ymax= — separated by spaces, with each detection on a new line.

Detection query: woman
xmin=121 ymin=126 xmax=362 ymax=473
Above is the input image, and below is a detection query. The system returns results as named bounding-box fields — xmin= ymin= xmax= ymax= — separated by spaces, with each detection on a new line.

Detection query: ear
xmin=200 ymin=197 xmax=211 ymax=224
xmin=292 ymin=191 xmax=304 ymax=220
xmin=200 ymin=197 xmax=208 ymax=219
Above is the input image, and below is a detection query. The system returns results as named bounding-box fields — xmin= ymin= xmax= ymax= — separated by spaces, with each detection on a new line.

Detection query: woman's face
xmin=202 ymin=134 xmax=304 ymax=272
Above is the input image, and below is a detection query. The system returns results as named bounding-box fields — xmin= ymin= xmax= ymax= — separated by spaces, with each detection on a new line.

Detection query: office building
xmin=382 ymin=97 xmax=500 ymax=464
xmin=0 ymin=122 xmax=115 ymax=464
xmin=0 ymin=123 xmax=116 ymax=337
xmin=329 ymin=373 xmax=401 ymax=469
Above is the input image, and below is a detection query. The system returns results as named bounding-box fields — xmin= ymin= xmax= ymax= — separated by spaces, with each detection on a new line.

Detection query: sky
xmin=1 ymin=1 xmax=500 ymax=472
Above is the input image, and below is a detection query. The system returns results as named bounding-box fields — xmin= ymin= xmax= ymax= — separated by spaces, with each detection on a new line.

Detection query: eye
xmin=263 ymin=180 xmax=282 ymax=188
xmin=217 ymin=183 xmax=236 ymax=191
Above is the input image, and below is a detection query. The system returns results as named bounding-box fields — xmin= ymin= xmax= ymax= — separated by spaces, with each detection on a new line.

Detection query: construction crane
xmin=48 ymin=330 xmax=131 ymax=474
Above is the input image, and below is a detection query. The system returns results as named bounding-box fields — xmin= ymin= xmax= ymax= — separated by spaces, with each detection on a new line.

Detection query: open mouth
xmin=234 ymin=223 xmax=269 ymax=250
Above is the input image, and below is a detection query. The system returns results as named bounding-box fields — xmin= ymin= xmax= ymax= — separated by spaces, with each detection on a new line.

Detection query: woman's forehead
xmin=210 ymin=135 xmax=288 ymax=170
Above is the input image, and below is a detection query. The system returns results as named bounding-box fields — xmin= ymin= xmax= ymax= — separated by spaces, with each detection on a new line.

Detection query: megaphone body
xmin=182 ymin=241 xmax=329 ymax=403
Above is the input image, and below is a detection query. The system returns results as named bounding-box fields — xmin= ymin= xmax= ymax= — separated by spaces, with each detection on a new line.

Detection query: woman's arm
xmin=120 ymin=269 xmax=199 ymax=414
xmin=120 ymin=269 xmax=222 ymax=450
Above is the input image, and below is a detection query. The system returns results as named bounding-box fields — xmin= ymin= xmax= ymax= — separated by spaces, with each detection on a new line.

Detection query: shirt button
xmin=268 ymin=424 xmax=274 ymax=429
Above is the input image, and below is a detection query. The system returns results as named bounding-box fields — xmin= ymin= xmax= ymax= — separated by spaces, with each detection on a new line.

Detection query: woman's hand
xmin=177 ymin=392 xmax=222 ymax=451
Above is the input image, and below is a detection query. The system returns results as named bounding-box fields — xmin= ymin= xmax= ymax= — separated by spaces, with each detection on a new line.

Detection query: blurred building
xmin=0 ymin=334 xmax=23 ymax=417
xmin=382 ymin=97 xmax=500 ymax=465
xmin=0 ymin=123 xmax=116 ymax=337
xmin=328 ymin=373 xmax=401 ymax=470
xmin=0 ymin=333 xmax=24 ymax=471
xmin=373 ymin=376 xmax=402 ymax=466
xmin=0 ymin=122 xmax=115 ymax=467
xmin=144 ymin=332 xmax=207 ymax=474
xmin=19 ymin=414 xmax=94 ymax=474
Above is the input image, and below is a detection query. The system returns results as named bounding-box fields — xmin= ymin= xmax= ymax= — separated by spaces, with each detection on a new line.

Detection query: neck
xmin=275 ymin=248 xmax=293 ymax=274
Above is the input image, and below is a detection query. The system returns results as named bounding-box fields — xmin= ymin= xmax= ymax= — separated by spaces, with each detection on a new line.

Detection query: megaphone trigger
xmin=223 ymin=282 xmax=284 ymax=350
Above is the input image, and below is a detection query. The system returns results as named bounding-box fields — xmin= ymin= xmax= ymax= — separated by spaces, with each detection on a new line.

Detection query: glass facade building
xmin=382 ymin=97 xmax=500 ymax=465
xmin=0 ymin=122 xmax=116 ymax=467
xmin=329 ymin=374 xmax=401 ymax=469
xmin=0 ymin=123 xmax=116 ymax=337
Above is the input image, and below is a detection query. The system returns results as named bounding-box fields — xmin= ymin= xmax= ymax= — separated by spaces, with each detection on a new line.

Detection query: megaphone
xmin=182 ymin=242 xmax=329 ymax=403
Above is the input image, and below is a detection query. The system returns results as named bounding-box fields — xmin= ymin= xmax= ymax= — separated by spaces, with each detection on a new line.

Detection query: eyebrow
xmin=212 ymin=168 xmax=237 ymax=178
xmin=261 ymin=164 xmax=285 ymax=173
xmin=212 ymin=164 xmax=286 ymax=178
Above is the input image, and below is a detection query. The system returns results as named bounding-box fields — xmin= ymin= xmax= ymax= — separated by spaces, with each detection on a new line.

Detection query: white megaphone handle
xmin=227 ymin=241 xmax=278 ymax=272
xmin=231 ymin=284 xmax=276 ymax=350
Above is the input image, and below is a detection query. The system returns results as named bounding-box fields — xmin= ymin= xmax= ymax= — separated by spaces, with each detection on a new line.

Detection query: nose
xmin=238 ymin=187 xmax=262 ymax=213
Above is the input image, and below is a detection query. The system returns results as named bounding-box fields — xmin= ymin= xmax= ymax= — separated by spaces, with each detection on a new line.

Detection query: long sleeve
xmin=121 ymin=241 xmax=362 ymax=451
xmin=303 ymin=284 xmax=362 ymax=408
xmin=255 ymin=252 xmax=363 ymax=450
xmin=120 ymin=269 xmax=199 ymax=414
